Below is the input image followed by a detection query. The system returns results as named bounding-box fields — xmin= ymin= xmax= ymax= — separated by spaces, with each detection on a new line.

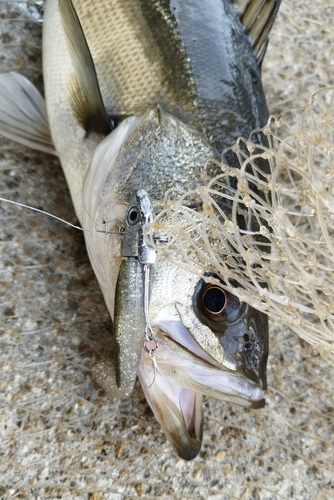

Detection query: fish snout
xmin=219 ymin=304 xmax=268 ymax=390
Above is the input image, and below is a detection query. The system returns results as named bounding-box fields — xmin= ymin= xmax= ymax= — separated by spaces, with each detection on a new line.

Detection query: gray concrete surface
xmin=0 ymin=1 xmax=334 ymax=499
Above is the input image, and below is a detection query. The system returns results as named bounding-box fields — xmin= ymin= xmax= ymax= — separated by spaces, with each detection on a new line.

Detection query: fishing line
xmin=0 ymin=196 xmax=125 ymax=237
xmin=0 ymin=196 xmax=83 ymax=230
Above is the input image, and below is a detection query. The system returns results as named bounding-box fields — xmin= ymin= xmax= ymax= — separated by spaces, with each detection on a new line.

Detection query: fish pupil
xmin=202 ymin=286 xmax=226 ymax=314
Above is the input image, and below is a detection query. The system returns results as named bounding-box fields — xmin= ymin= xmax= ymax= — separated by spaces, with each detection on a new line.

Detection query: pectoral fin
xmin=0 ymin=72 xmax=56 ymax=155
xmin=58 ymin=0 xmax=111 ymax=135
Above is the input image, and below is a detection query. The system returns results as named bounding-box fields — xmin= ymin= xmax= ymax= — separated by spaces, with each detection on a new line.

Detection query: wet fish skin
xmin=46 ymin=0 xmax=268 ymax=163
xmin=0 ymin=0 xmax=281 ymax=459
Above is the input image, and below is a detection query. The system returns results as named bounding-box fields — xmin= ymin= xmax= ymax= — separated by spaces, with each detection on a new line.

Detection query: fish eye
xmin=127 ymin=206 xmax=141 ymax=226
xmin=200 ymin=284 xmax=227 ymax=318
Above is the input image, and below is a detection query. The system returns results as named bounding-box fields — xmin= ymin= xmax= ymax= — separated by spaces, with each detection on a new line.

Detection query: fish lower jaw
xmin=150 ymin=319 xmax=265 ymax=407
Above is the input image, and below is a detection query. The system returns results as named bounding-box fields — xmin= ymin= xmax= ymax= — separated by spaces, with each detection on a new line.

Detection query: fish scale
xmin=72 ymin=0 xmax=197 ymax=118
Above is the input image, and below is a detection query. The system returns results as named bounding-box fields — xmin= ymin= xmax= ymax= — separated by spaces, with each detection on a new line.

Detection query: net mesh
xmin=148 ymin=88 xmax=334 ymax=355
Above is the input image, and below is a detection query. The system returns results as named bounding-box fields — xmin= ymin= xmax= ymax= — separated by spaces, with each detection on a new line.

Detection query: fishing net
xmin=148 ymin=88 xmax=334 ymax=355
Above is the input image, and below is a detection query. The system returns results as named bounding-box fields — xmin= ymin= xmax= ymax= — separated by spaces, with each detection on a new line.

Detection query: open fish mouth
xmin=142 ymin=320 xmax=265 ymax=405
xmin=138 ymin=319 xmax=265 ymax=460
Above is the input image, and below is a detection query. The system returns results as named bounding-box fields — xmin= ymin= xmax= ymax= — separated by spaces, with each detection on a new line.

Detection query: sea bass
xmin=0 ymin=0 xmax=280 ymax=459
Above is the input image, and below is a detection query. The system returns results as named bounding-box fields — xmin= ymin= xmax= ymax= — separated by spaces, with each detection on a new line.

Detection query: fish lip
xmin=151 ymin=319 xmax=266 ymax=405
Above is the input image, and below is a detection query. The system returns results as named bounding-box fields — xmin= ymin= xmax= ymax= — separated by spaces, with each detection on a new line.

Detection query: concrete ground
xmin=0 ymin=1 xmax=334 ymax=499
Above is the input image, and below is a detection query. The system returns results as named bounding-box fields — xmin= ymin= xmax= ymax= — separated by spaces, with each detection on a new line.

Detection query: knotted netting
xmin=148 ymin=88 xmax=334 ymax=355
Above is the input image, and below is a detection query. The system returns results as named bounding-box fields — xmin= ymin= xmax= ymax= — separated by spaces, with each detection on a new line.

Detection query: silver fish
xmin=0 ymin=0 xmax=280 ymax=459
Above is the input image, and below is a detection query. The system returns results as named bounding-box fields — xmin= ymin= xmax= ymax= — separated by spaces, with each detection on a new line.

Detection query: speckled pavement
xmin=0 ymin=1 xmax=334 ymax=499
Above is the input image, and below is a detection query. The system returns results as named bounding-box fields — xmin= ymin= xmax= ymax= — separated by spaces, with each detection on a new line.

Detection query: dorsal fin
xmin=58 ymin=0 xmax=111 ymax=135
xmin=234 ymin=0 xmax=282 ymax=65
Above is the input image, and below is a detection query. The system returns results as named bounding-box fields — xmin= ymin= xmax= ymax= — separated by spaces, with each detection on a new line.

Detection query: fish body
xmin=43 ymin=0 xmax=268 ymax=219
xmin=0 ymin=0 xmax=281 ymax=459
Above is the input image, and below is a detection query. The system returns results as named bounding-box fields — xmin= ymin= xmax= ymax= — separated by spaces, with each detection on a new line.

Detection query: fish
xmin=0 ymin=0 xmax=281 ymax=460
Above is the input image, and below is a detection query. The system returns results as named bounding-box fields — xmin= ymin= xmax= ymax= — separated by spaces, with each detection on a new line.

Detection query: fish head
xmin=83 ymin=108 xmax=268 ymax=459
xmin=119 ymin=108 xmax=268 ymax=385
